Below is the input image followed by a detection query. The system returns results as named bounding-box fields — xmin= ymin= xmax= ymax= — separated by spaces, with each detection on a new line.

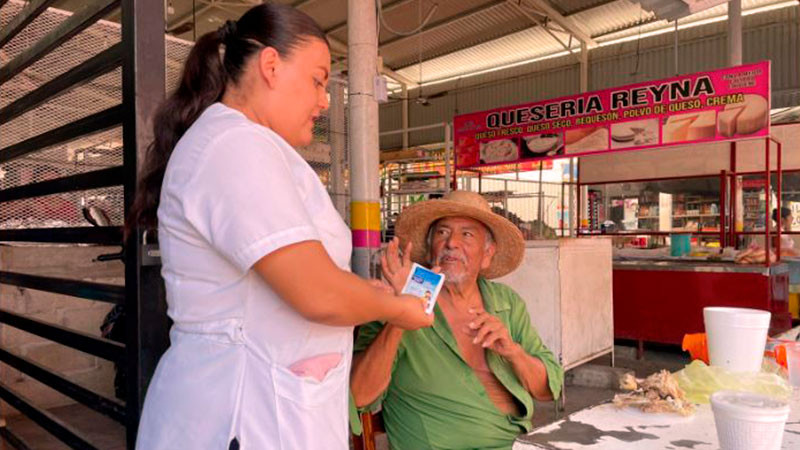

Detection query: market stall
xmin=453 ymin=60 xmax=794 ymax=359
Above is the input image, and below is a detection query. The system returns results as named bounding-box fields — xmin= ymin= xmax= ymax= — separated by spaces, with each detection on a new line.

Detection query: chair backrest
xmin=351 ymin=411 xmax=384 ymax=450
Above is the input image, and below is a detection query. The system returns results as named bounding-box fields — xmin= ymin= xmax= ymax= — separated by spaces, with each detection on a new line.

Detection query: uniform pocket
xmin=272 ymin=355 xmax=350 ymax=449
xmin=273 ymin=353 xmax=348 ymax=407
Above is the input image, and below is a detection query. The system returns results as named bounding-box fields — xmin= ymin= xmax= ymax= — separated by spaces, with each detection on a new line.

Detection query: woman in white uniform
xmin=127 ymin=4 xmax=433 ymax=449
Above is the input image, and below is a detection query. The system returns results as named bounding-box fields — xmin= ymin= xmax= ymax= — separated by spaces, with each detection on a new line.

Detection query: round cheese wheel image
xmin=717 ymin=94 xmax=768 ymax=137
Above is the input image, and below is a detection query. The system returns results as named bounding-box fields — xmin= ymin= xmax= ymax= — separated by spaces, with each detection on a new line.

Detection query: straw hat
xmin=394 ymin=191 xmax=525 ymax=279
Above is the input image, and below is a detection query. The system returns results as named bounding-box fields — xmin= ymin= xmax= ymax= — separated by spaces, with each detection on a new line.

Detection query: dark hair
xmin=125 ymin=3 xmax=328 ymax=237
xmin=773 ymin=207 xmax=792 ymax=223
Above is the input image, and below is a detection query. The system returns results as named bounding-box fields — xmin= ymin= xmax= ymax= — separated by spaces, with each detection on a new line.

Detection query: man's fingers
xmin=481 ymin=331 xmax=505 ymax=349
xmin=402 ymin=241 xmax=413 ymax=266
xmin=472 ymin=322 xmax=500 ymax=344
xmin=386 ymin=238 xmax=400 ymax=274
xmin=381 ymin=252 xmax=390 ymax=276
xmin=468 ymin=312 xmax=492 ymax=329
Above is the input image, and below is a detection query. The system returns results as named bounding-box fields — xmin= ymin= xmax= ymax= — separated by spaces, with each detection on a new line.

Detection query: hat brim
xmin=394 ymin=199 xmax=525 ymax=279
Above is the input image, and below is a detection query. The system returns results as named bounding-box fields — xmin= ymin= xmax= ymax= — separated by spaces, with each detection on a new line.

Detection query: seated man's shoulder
xmin=481 ymin=279 xmax=526 ymax=308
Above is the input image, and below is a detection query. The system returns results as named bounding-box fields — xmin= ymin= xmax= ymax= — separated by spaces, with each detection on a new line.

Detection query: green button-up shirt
xmin=353 ymin=278 xmax=564 ymax=450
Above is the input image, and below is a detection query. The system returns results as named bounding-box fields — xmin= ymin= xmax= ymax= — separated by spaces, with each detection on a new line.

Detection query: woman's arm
xmin=254 ymin=240 xmax=432 ymax=329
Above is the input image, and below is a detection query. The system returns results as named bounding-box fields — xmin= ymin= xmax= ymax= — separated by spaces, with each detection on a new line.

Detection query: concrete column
xmin=329 ymin=80 xmax=347 ymax=218
xmin=348 ymin=0 xmax=381 ymax=277
xmin=728 ymin=0 xmax=742 ymax=66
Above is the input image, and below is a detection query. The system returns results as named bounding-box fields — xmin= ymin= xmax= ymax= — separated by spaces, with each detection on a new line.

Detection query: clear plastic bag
xmin=674 ymin=360 xmax=792 ymax=404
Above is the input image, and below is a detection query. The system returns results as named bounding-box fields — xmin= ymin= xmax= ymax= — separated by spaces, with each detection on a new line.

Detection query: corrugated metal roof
xmin=379 ymin=1 xmax=534 ymax=69
xmin=392 ymin=0 xmax=792 ymax=84
xmin=37 ymin=0 xmax=797 ymax=88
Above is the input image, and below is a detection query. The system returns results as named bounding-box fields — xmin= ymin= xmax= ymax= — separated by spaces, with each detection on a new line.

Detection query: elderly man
xmin=351 ymin=191 xmax=563 ymax=450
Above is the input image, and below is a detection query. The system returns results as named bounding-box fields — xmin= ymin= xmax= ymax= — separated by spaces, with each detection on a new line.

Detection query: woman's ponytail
xmin=125 ymin=3 xmax=328 ymax=237
xmin=125 ymin=30 xmax=227 ymax=236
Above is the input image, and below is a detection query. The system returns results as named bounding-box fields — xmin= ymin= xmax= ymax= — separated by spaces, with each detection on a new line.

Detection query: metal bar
xmin=720 ymin=170 xmax=726 ymax=247
xmin=731 ymin=142 xmax=737 ymax=246
xmin=379 ymin=123 xmax=446 ymax=136
xmin=0 ymin=106 xmax=123 ymax=164
xmin=0 ymin=308 xmax=123 ymax=361
xmin=0 ymin=166 xmax=124 ymax=203
xmin=508 ymin=0 xmax=581 ymax=63
xmin=577 ymin=160 xmax=582 ymax=234
xmin=580 ymin=172 xmax=733 ymax=186
xmin=0 ymin=347 xmax=126 ymax=423
xmin=0 ymin=0 xmax=120 ymax=85
xmin=0 ymin=271 xmax=124 ymax=304
xmin=0 ymin=43 xmax=122 ymax=125
xmin=0 ymin=425 xmax=33 ymax=450
xmin=0 ymin=0 xmax=57 ymax=49
xmin=0 ymin=227 xmax=122 ymax=245
xmin=777 ymin=141 xmax=782 ymax=261
xmin=0 ymin=381 xmax=96 ymax=450
xmin=673 ymin=20 xmax=679 ymax=75
xmin=445 ymin=122 xmax=452 ymax=193
xmin=121 ymin=0 xmax=168 ymax=446
xmin=765 ymin=137 xmax=771 ymax=267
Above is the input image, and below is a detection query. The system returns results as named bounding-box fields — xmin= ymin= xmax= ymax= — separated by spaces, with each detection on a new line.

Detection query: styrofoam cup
xmin=711 ymin=391 xmax=789 ymax=450
xmin=704 ymin=307 xmax=771 ymax=372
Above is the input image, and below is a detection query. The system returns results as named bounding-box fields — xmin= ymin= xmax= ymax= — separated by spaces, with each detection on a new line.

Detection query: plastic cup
xmin=711 ymin=391 xmax=789 ymax=450
xmin=704 ymin=307 xmax=771 ymax=373
xmin=785 ymin=342 xmax=800 ymax=388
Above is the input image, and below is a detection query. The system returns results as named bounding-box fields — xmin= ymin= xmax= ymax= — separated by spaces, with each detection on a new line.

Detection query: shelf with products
xmin=381 ymin=151 xmax=452 ymax=241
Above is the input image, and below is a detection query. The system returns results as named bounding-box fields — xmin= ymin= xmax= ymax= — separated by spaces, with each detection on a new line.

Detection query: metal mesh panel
xmin=296 ymin=80 xmax=350 ymax=222
xmin=458 ymin=175 xmax=570 ymax=239
xmin=1 ymin=0 xmax=349 ymax=229
xmin=0 ymin=186 xmax=124 ymax=229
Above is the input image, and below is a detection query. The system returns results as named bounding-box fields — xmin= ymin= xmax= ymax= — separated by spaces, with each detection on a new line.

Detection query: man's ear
xmin=257 ymin=47 xmax=281 ymax=88
xmin=481 ymin=242 xmax=496 ymax=271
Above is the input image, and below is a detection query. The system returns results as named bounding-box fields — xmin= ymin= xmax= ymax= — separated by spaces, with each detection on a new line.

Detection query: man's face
xmin=429 ymin=217 xmax=496 ymax=285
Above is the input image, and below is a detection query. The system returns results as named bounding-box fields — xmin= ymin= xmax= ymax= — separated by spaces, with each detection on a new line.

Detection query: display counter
xmin=613 ymin=258 xmax=792 ymax=348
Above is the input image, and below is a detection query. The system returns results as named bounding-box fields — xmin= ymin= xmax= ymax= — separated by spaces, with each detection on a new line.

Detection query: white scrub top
xmin=136 ymin=103 xmax=353 ymax=449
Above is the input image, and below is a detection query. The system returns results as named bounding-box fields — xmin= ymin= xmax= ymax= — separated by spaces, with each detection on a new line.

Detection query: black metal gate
xmin=0 ymin=0 xmax=168 ymax=447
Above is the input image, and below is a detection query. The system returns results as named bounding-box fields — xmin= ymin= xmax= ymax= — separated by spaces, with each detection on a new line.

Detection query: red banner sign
xmin=454 ymin=61 xmax=771 ymax=169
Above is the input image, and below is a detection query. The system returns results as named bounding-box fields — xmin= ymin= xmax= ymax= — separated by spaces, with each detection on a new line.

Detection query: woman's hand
xmin=386 ymin=294 xmax=434 ymax=330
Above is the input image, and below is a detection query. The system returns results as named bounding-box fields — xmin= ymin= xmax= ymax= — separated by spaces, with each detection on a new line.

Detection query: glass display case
xmin=580 ymin=176 xmax=723 ymax=247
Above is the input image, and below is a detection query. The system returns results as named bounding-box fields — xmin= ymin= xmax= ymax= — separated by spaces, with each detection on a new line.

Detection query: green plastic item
xmin=674 ymin=360 xmax=792 ymax=404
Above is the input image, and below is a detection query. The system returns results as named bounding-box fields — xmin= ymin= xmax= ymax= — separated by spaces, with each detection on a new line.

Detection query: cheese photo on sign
xmin=564 ymin=126 xmax=609 ymax=153
xmin=717 ymin=94 xmax=769 ymax=137
xmin=521 ymin=133 xmax=563 ymax=158
xmin=611 ymin=119 xmax=658 ymax=149
xmin=479 ymin=139 xmax=520 ymax=164
xmin=662 ymin=110 xmax=717 ymax=143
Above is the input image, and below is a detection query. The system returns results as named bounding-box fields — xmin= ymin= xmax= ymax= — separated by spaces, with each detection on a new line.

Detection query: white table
xmin=514 ymin=394 xmax=800 ymax=449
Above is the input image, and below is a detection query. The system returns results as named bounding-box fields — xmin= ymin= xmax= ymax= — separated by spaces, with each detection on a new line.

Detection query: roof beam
xmin=520 ymin=0 xmax=597 ymax=47
xmin=379 ymin=0 xmax=508 ymax=50
xmin=507 ymin=0 xmax=582 ymax=63
xmin=381 ymin=65 xmax=419 ymax=87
